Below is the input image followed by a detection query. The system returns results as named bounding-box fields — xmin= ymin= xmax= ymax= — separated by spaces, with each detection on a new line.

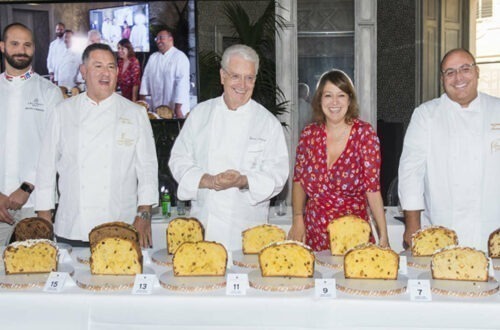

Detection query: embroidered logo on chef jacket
xmin=119 ymin=116 xmax=133 ymax=125
xmin=25 ymin=98 xmax=44 ymax=112
xmin=492 ymin=139 xmax=500 ymax=153
xmin=117 ymin=132 xmax=134 ymax=146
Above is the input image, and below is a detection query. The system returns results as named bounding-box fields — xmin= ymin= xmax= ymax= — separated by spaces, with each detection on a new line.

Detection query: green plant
xmin=198 ymin=0 xmax=289 ymax=119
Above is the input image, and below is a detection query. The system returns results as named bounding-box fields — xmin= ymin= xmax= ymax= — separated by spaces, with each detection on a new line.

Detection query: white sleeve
xmin=173 ymin=53 xmax=190 ymax=108
xmin=168 ymin=115 xmax=205 ymax=201
xmin=398 ymin=106 xmax=428 ymax=210
xmin=34 ymin=106 xmax=61 ymax=211
xmin=139 ymin=59 xmax=152 ymax=96
xmin=245 ymin=123 xmax=289 ymax=205
xmin=135 ymin=109 xmax=159 ymax=207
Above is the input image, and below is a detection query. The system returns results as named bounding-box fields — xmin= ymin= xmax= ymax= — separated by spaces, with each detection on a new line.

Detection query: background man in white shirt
xmin=54 ymin=29 xmax=82 ymax=89
xmin=169 ymin=44 xmax=289 ymax=251
xmin=140 ymin=28 xmax=190 ymax=118
xmin=36 ymin=43 xmax=158 ymax=248
xmin=399 ymin=48 xmax=500 ymax=251
xmin=46 ymin=22 xmax=66 ymax=83
xmin=0 ymin=23 xmax=63 ymax=245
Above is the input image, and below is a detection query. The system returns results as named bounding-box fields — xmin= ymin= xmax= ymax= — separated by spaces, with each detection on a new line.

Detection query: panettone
xmin=172 ymin=241 xmax=227 ymax=276
xmin=343 ymin=243 xmax=399 ymax=280
xmin=242 ymin=224 xmax=286 ymax=254
xmin=135 ymin=100 xmax=149 ymax=111
xmin=327 ymin=215 xmax=371 ymax=255
xmin=89 ymin=221 xmax=138 ymax=247
xmin=431 ymin=246 xmax=488 ymax=282
xmin=167 ymin=217 xmax=204 ymax=254
xmin=13 ymin=217 xmax=53 ymax=242
xmin=70 ymin=87 xmax=80 ymax=96
xmin=156 ymin=105 xmax=174 ymax=119
xmin=258 ymin=241 xmax=315 ymax=278
xmin=3 ymin=239 xmax=58 ymax=274
xmin=90 ymin=237 xmax=143 ymax=275
xmin=411 ymin=226 xmax=458 ymax=256
xmin=488 ymin=228 xmax=500 ymax=258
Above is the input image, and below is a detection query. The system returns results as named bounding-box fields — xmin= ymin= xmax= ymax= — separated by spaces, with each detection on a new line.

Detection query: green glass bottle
xmin=162 ymin=189 xmax=171 ymax=216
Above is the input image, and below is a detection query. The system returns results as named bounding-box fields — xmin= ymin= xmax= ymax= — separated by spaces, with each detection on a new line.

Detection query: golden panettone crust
xmin=3 ymin=239 xmax=58 ymax=274
xmin=488 ymin=228 xmax=500 ymax=258
xmin=167 ymin=217 xmax=205 ymax=254
xmin=343 ymin=243 xmax=399 ymax=280
xmin=258 ymin=240 xmax=315 ymax=278
xmin=431 ymin=246 xmax=489 ymax=282
xmin=172 ymin=241 xmax=227 ymax=276
xmin=411 ymin=226 xmax=458 ymax=257
xmin=242 ymin=224 xmax=286 ymax=254
xmin=327 ymin=215 xmax=371 ymax=256
xmin=88 ymin=221 xmax=138 ymax=247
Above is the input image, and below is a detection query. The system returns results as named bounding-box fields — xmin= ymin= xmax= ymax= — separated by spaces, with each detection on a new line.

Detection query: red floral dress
xmin=293 ymin=119 xmax=381 ymax=251
xmin=117 ymin=56 xmax=141 ymax=101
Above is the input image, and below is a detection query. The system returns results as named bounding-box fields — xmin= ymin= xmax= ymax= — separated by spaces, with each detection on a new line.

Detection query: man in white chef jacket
xmin=139 ymin=28 xmax=190 ymax=118
xmin=169 ymin=44 xmax=289 ymax=251
xmin=35 ymin=43 xmax=158 ymax=248
xmin=0 ymin=23 xmax=63 ymax=245
xmin=399 ymin=48 xmax=500 ymax=252
xmin=46 ymin=22 xmax=66 ymax=83
xmin=53 ymin=30 xmax=82 ymax=90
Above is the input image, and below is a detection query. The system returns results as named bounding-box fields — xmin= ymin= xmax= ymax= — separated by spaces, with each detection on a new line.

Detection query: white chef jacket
xmin=47 ymin=38 xmax=66 ymax=74
xmin=0 ymin=70 xmax=63 ymax=208
xmin=399 ymin=93 xmax=500 ymax=251
xmin=54 ymin=48 xmax=82 ymax=89
xmin=35 ymin=93 xmax=159 ymax=241
xmin=140 ymin=47 xmax=190 ymax=116
xmin=169 ymin=96 xmax=289 ymax=250
xmin=129 ymin=24 xmax=149 ymax=52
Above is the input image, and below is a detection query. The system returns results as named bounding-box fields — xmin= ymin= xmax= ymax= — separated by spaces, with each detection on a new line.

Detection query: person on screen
xmin=54 ymin=30 xmax=82 ymax=90
xmin=398 ymin=48 xmax=500 ymax=252
xmin=168 ymin=44 xmax=289 ymax=251
xmin=101 ymin=17 xmax=112 ymax=44
xmin=35 ymin=43 xmax=158 ymax=249
xmin=140 ymin=28 xmax=190 ymax=118
xmin=46 ymin=22 xmax=66 ymax=82
xmin=122 ymin=21 xmax=131 ymax=40
xmin=87 ymin=30 xmax=102 ymax=45
xmin=117 ymin=38 xmax=141 ymax=101
xmin=129 ymin=12 xmax=149 ymax=52
xmin=0 ymin=23 xmax=63 ymax=245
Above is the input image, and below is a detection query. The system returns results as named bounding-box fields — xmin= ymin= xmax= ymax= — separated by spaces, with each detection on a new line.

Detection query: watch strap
xmin=20 ymin=182 xmax=33 ymax=194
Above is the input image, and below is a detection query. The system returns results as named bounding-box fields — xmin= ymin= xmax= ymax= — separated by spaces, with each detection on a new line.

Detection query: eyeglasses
xmin=154 ymin=35 xmax=171 ymax=42
xmin=441 ymin=63 xmax=476 ymax=79
xmin=223 ymin=69 xmax=256 ymax=85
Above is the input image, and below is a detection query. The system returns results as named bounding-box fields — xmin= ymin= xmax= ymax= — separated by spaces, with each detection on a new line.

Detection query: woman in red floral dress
xmin=288 ymin=70 xmax=389 ymax=251
xmin=117 ymin=38 xmax=141 ymax=101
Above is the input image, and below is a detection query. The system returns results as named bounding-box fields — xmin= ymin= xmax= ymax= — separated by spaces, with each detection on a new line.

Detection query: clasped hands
xmin=202 ymin=170 xmax=248 ymax=191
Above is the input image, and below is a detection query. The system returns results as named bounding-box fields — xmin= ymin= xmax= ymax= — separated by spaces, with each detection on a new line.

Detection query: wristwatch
xmin=136 ymin=211 xmax=152 ymax=221
xmin=20 ymin=182 xmax=33 ymax=194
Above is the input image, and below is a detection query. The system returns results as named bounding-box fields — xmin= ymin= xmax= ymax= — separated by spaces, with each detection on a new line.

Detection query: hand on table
xmin=287 ymin=221 xmax=306 ymax=243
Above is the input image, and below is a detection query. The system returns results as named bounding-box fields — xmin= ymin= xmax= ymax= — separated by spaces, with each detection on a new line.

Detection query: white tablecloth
xmin=2 ymin=207 xmax=497 ymax=330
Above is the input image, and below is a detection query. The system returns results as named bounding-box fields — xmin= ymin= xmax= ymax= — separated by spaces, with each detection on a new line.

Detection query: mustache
xmin=13 ymin=54 xmax=29 ymax=59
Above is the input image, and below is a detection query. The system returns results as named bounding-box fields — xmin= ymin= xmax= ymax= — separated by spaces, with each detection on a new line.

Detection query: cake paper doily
xmin=159 ymin=270 xmax=226 ymax=292
xmin=0 ymin=263 xmax=75 ymax=289
xmin=56 ymin=242 xmax=72 ymax=254
xmin=232 ymin=250 xmax=258 ymax=268
xmin=333 ymin=271 xmax=408 ymax=296
xmin=151 ymin=248 xmax=173 ymax=266
xmin=75 ymin=266 xmax=154 ymax=291
xmin=399 ymin=249 xmax=431 ymax=270
xmin=418 ymin=272 xmax=499 ymax=297
xmin=248 ymin=269 xmax=319 ymax=292
xmin=492 ymin=258 xmax=500 ymax=271
xmin=315 ymin=250 xmax=344 ymax=269
xmin=75 ymin=248 xmax=90 ymax=265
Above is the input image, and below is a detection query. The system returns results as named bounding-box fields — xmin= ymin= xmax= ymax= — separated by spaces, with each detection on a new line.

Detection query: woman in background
xmin=288 ymin=70 xmax=389 ymax=251
xmin=117 ymin=38 xmax=141 ymax=101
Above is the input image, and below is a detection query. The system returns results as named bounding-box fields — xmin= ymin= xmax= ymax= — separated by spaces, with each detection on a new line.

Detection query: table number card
xmin=408 ymin=279 xmax=432 ymax=301
xmin=132 ymin=274 xmax=156 ymax=294
xmin=43 ymin=272 xmax=68 ymax=293
xmin=314 ymin=279 xmax=336 ymax=298
xmin=399 ymin=255 xmax=408 ymax=275
xmin=226 ymin=273 xmax=249 ymax=296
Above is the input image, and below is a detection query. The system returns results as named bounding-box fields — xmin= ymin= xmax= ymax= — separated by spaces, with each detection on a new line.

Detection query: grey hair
xmin=88 ymin=29 xmax=101 ymax=38
xmin=221 ymin=44 xmax=260 ymax=73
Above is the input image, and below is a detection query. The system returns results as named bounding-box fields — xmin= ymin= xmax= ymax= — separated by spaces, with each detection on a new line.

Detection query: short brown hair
xmin=311 ymin=70 xmax=359 ymax=124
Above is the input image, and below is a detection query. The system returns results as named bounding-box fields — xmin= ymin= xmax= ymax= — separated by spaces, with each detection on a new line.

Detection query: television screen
xmin=89 ymin=4 xmax=150 ymax=52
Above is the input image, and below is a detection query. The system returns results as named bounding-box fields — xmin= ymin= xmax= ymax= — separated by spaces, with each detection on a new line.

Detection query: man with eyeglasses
xmin=169 ymin=44 xmax=289 ymax=251
xmin=399 ymin=48 xmax=500 ymax=252
xmin=140 ymin=28 xmax=190 ymax=118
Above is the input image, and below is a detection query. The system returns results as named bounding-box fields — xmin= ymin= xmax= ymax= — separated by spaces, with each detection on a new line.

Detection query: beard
xmin=56 ymin=31 xmax=64 ymax=38
xmin=4 ymin=52 xmax=32 ymax=70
